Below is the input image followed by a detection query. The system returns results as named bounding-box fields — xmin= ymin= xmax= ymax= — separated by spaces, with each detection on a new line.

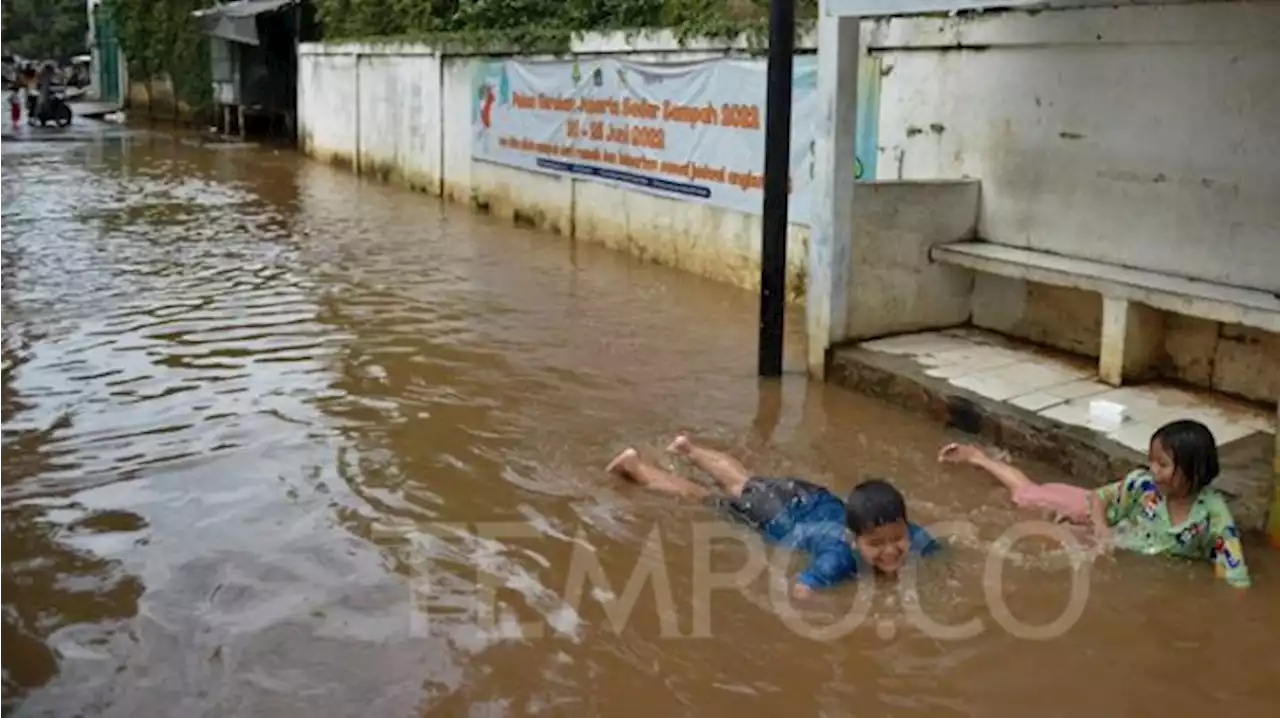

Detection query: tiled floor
xmin=862 ymin=328 xmax=1276 ymax=455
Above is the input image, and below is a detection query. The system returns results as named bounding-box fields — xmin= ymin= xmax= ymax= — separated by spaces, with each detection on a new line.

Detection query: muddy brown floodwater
xmin=2 ymin=126 xmax=1277 ymax=718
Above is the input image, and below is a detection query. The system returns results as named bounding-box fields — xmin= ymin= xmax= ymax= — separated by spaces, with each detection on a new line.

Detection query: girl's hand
xmin=937 ymin=443 xmax=984 ymax=465
xmin=791 ymin=583 xmax=814 ymax=601
xmin=1086 ymin=493 xmax=1114 ymax=554
xmin=1091 ymin=527 xmax=1115 ymax=556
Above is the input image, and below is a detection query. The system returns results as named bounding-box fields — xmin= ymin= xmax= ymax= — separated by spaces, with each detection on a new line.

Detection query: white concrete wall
xmin=849 ymin=2 xmax=1280 ymax=403
xmin=355 ymin=50 xmax=443 ymax=190
xmin=843 ymin=180 xmax=980 ymax=341
xmin=299 ymin=33 xmax=823 ymax=296
xmin=298 ymin=51 xmax=358 ymax=167
xmin=870 ymin=2 xmax=1280 ymax=294
xmin=440 ymin=58 xmax=479 ymax=204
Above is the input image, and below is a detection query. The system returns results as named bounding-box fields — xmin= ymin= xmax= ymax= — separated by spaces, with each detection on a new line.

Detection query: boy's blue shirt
xmin=796 ymin=522 xmax=941 ymax=589
xmin=761 ymin=490 xmax=940 ymax=589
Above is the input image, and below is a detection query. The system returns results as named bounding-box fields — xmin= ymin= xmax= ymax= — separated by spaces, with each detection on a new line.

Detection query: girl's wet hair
xmin=1151 ymin=419 xmax=1220 ymax=493
xmin=845 ymin=478 xmax=907 ymax=534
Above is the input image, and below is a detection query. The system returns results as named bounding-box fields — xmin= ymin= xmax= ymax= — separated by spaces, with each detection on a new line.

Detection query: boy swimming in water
xmin=607 ymin=436 xmax=940 ymax=598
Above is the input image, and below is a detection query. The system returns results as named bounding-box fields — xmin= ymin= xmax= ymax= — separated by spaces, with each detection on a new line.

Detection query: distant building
xmin=193 ymin=0 xmax=319 ymax=139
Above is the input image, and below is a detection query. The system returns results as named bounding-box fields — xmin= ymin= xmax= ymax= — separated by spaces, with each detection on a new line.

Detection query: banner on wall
xmin=470 ymin=55 xmax=880 ymax=226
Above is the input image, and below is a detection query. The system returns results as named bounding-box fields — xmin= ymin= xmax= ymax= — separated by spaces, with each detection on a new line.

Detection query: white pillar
xmin=806 ymin=3 xmax=861 ymax=378
xmin=1269 ymin=400 xmax=1279 ymax=547
xmin=118 ymin=47 xmax=129 ymax=106
xmin=1098 ymin=297 xmax=1164 ymax=387
xmin=87 ymin=0 xmax=100 ymax=101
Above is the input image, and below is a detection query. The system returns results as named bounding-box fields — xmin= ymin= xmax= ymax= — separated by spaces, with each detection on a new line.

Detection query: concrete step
xmin=828 ymin=327 xmax=1277 ymax=534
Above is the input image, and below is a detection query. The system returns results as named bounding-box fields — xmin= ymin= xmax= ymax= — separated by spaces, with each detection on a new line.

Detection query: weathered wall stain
xmin=874 ymin=3 xmax=1280 ymax=293
xmin=300 ymin=45 xmax=821 ymax=303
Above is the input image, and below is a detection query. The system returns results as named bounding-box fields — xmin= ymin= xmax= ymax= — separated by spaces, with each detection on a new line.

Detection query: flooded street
xmin=3 ymin=124 xmax=1276 ymax=717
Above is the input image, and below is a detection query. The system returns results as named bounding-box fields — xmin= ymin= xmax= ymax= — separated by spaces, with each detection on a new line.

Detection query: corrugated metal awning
xmin=193 ymin=0 xmax=298 ymax=46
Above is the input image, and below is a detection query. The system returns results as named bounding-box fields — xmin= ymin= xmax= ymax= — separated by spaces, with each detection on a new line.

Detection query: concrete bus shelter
xmin=805 ymin=0 xmax=1280 ymax=542
xmin=811 ymin=0 xmax=1049 ymax=378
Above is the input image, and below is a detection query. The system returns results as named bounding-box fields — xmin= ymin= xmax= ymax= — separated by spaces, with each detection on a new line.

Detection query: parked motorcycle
xmin=26 ymin=87 xmax=73 ymax=127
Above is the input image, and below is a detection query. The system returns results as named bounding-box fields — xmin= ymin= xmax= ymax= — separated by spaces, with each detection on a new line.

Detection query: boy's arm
xmin=794 ymin=543 xmax=857 ymax=596
xmin=909 ymin=522 xmax=942 ymax=556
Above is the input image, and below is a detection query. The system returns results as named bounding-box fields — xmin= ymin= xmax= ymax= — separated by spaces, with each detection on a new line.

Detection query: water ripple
xmin=4 ymin=128 xmax=1276 ymax=718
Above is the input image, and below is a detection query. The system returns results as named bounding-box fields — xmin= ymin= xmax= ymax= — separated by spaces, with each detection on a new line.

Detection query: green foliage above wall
xmin=313 ymin=0 xmax=818 ymax=51
xmin=105 ymin=0 xmax=212 ymax=109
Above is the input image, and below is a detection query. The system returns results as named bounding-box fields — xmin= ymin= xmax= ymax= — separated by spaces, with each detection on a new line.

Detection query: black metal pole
xmin=757 ymin=0 xmax=795 ymax=377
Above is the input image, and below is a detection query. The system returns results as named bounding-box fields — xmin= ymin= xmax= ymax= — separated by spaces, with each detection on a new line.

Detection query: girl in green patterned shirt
xmin=939 ymin=419 xmax=1251 ymax=588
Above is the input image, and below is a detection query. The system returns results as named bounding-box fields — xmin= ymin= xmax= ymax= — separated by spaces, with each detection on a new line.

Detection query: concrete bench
xmin=930 ymin=241 xmax=1280 ymax=387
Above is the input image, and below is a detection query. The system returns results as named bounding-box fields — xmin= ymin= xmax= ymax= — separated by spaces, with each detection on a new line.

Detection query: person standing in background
xmin=9 ymin=83 xmax=23 ymax=127
xmin=36 ymin=62 xmax=56 ymax=117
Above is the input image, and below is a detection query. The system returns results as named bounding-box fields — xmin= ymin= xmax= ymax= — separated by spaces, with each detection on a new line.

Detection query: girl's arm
xmin=1092 ymin=469 xmax=1152 ymax=527
xmin=937 ymin=443 xmax=1035 ymax=493
xmin=1086 ymin=492 xmax=1114 ymax=551
xmin=1206 ymin=501 xmax=1251 ymax=589
xmin=971 ymin=453 xmax=1036 ymax=489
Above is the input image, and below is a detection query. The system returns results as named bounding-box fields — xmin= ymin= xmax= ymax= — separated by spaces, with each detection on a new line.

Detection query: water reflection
xmin=2 ymin=338 xmax=144 ymax=707
xmin=3 ymin=125 xmax=1275 ymax=717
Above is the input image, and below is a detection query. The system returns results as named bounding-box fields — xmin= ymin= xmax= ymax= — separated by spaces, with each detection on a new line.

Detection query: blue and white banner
xmin=471 ymin=56 xmax=879 ymax=225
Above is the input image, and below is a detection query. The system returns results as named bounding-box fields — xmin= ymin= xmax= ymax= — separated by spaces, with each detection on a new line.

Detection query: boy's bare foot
xmin=666 ymin=435 xmax=692 ymax=456
xmin=607 ymin=448 xmax=640 ymax=478
xmin=607 ymin=446 xmax=710 ymax=499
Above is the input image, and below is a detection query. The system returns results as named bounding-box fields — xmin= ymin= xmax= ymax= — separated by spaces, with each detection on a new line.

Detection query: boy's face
xmin=853 ymin=519 xmax=911 ymax=576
